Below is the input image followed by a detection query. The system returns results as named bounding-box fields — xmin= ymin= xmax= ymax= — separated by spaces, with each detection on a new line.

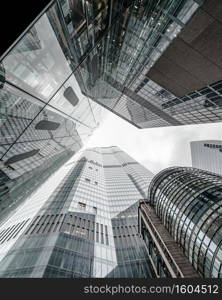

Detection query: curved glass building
xmin=146 ymin=167 xmax=222 ymax=278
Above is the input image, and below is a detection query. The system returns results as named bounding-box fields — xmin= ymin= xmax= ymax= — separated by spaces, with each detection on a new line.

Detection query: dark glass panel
xmin=63 ymin=87 xmax=79 ymax=107
xmin=5 ymin=149 xmax=40 ymax=166
xmin=35 ymin=120 xmax=60 ymax=131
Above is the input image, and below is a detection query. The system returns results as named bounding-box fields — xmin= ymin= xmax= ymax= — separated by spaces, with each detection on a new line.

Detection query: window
xmin=105 ymin=225 xmax=109 ymax=245
xmin=5 ymin=149 xmax=40 ymax=166
xmin=100 ymin=224 xmax=104 ymax=244
xmin=85 ymin=178 xmax=90 ymax=183
xmin=63 ymin=86 xmax=79 ymax=106
xmin=93 ymin=207 xmax=97 ymax=214
xmin=35 ymin=120 xmax=60 ymax=130
xmin=96 ymin=223 xmax=99 ymax=242
xmin=94 ymin=181 xmax=98 ymax=185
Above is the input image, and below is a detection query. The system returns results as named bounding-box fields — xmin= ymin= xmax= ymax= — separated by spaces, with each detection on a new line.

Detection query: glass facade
xmin=0 ymin=146 xmax=156 ymax=278
xmin=146 ymin=167 xmax=222 ymax=278
xmin=1 ymin=0 xmax=211 ymax=144
xmin=0 ymin=2 xmax=106 ymax=219
xmin=133 ymin=76 xmax=222 ymax=127
xmin=107 ymin=203 xmax=154 ymax=278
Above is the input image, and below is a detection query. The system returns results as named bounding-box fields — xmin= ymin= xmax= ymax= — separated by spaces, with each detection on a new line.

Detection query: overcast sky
xmin=79 ymin=112 xmax=222 ymax=175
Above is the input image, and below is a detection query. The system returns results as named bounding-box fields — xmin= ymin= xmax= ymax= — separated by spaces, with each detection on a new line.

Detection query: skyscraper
xmin=191 ymin=140 xmax=222 ymax=175
xmin=0 ymin=146 xmax=155 ymax=278
xmin=139 ymin=167 xmax=222 ymax=278
xmin=1 ymin=0 xmax=222 ymax=133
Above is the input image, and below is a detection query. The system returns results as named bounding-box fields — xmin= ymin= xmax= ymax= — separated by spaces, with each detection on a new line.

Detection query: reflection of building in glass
xmin=191 ymin=140 xmax=222 ymax=176
xmin=0 ymin=151 xmax=74 ymax=226
xmin=0 ymin=146 xmax=155 ymax=278
xmin=68 ymin=0 xmax=222 ymax=129
xmin=0 ymin=3 xmax=106 ymax=219
xmin=2 ymin=0 xmax=222 ymax=132
xmin=139 ymin=167 xmax=222 ymax=278
xmin=11 ymin=28 xmax=42 ymax=54
xmin=0 ymin=76 xmax=95 ymax=219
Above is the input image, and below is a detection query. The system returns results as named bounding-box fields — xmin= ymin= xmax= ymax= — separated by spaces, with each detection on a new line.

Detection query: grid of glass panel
xmin=132 ymin=75 xmax=222 ymax=126
xmin=35 ymin=0 xmax=202 ymax=129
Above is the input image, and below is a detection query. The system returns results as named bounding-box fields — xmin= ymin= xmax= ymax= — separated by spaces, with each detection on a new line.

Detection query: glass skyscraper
xmin=0 ymin=146 xmax=155 ymax=278
xmin=139 ymin=167 xmax=222 ymax=278
xmin=1 ymin=0 xmax=222 ymax=135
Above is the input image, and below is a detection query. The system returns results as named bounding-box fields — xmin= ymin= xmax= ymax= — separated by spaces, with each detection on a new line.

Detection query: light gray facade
xmin=191 ymin=140 xmax=222 ymax=175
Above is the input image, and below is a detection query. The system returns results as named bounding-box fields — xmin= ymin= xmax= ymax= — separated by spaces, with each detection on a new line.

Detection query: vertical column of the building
xmin=105 ymin=147 xmax=155 ymax=277
xmin=92 ymin=149 xmax=118 ymax=278
xmin=71 ymin=148 xmax=118 ymax=278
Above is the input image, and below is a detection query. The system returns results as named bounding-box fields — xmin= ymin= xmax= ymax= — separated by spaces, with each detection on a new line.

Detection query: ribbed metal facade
xmin=147 ymin=167 xmax=222 ymax=278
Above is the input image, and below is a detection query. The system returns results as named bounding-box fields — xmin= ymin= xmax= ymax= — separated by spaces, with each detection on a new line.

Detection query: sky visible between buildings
xmin=73 ymin=112 xmax=222 ymax=174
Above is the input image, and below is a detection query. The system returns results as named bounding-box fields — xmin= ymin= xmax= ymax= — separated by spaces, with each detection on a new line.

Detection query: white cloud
xmin=84 ymin=112 xmax=222 ymax=174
